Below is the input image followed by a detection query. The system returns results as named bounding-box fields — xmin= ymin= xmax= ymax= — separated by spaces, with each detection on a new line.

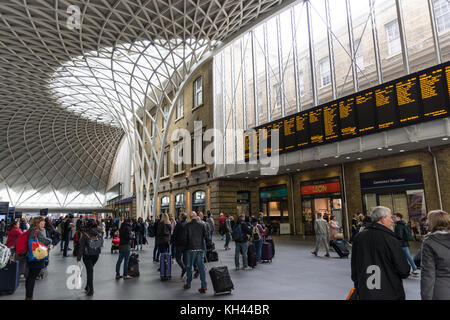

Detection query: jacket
xmin=27 ymin=227 xmax=52 ymax=269
xmin=119 ymin=222 xmax=132 ymax=251
xmin=351 ymin=223 xmax=411 ymax=300
xmin=134 ymin=222 xmax=144 ymax=234
xmin=394 ymin=220 xmax=409 ymax=247
xmin=62 ymin=219 xmax=72 ymax=237
xmin=183 ymin=219 xmax=211 ymax=250
xmin=5 ymin=227 xmax=23 ymax=248
xmin=207 ymin=217 xmax=215 ymax=232
xmin=156 ymin=223 xmax=171 ymax=245
xmin=314 ymin=218 xmax=329 ymax=236
xmin=234 ymin=220 xmax=251 ymax=243
xmin=420 ymin=231 xmax=450 ymax=300
xmin=77 ymin=228 xmax=103 ymax=260
xmin=172 ymin=219 xmax=187 ymax=248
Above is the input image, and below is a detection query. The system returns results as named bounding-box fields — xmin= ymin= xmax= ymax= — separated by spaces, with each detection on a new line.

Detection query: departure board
xmin=420 ymin=67 xmax=448 ymax=118
xmin=356 ymin=91 xmax=377 ymax=133
xmin=324 ymin=103 xmax=340 ymax=141
xmin=339 ymin=97 xmax=357 ymax=137
xmin=309 ymin=108 xmax=324 ymax=144
xmin=396 ymin=76 xmax=421 ymax=124
xmin=244 ymin=61 xmax=450 ymax=162
xmin=375 ymin=84 xmax=398 ymax=129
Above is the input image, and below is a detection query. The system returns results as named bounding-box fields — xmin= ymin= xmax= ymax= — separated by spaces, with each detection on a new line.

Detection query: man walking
xmin=207 ymin=211 xmax=215 ymax=240
xmin=351 ymin=206 xmax=410 ymax=300
xmin=183 ymin=212 xmax=211 ymax=293
xmin=232 ymin=214 xmax=252 ymax=270
xmin=172 ymin=212 xmax=188 ymax=280
xmin=393 ymin=213 xmax=419 ymax=276
xmin=62 ymin=215 xmax=74 ymax=257
xmin=311 ymin=212 xmax=330 ymax=257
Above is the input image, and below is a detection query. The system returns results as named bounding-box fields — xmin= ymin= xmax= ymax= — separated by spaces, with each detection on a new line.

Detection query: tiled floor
xmin=0 ymin=235 xmax=421 ymax=300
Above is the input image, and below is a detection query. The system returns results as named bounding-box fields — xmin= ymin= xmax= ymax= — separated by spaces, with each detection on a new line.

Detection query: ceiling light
xmin=357 ymin=158 xmax=362 ymax=160
xmin=443 ymin=137 xmax=449 ymax=141
xmin=400 ymin=150 xmax=405 ymax=152
xmin=324 ymin=164 xmax=328 ymax=167
xmin=377 ymin=147 xmax=383 ymax=150
xmin=297 ymin=169 xmax=300 ymax=172
xmin=388 ymin=148 xmax=393 ymax=151
xmin=346 ymin=156 xmax=350 ymax=159
xmin=286 ymin=168 xmax=290 ymax=171
xmin=334 ymin=156 xmax=339 ymax=158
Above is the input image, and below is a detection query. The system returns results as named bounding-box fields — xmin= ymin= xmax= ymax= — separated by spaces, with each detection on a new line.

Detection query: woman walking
xmin=156 ymin=213 xmax=172 ymax=255
xmin=77 ymin=219 xmax=103 ymax=296
xmin=421 ymin=210 xmax=450 ymax=300
xmin=25 ymin=217 xmax=51 ymax=300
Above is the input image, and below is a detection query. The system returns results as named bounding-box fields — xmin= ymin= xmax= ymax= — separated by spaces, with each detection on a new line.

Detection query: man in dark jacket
xmin=233 ymin=214 xmax=252 ymax=270
xmin=183 ymin=212 xmax=212 ymax=293
xmin=394 ymin=213 xmax=418 ymax=276
xmin=351 ymin=206 xmax=411 ymax=300
xmin=152 ymin=215 xmax=161 ymax=263
xmin=172 ymin=212 xmax=188 ymax=279
xmin=62 ymin=215 xmax=73 ymax=257
xmin=115 ymin=219 xmax=133 ymax=279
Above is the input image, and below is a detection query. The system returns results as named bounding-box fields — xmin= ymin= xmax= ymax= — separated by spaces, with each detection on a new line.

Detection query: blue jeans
xmin=225 ymin=233 xmax=231 ymax=248
xmin=171 ymin=242 xmax=176 ymax=257
xmin=185 ymin=250 xmax=207 ymax=288
xmin=153 ymin=244 xmax=160 ymax=262
xmin=116 ymin=251 xmax=131 ymax=276
xmin=402 ymin=247 xmax=417 ymax=271
xmin=314 ymin=235 xmax=330 ymax=255
xmin=210 ymin=231 xmax=214 ymax=240
xmin=253 ymin=240 xmax=263 ymax=262
xmin=135 ymin=232 xmax=143 ymax=248
xmin=63 ymin=234 xmax=71 ymax=256
xmin=235 ymin=241 xmax=249 ymax=268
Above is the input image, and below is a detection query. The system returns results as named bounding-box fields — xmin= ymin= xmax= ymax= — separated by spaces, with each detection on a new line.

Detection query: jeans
xmin=185 ymin=250 xmax=207 ymax=288
xmin=210 ymin=231 xmax=214 ymax=241
xmin=175 ymin=246 xmax=186 ymax=274
xmin=235 ymin=241 xmax=249 ymax=268
xmin=225 ymin=233 xmax=231 ymax=248
xmin=253 ymin=240 xmax=263 ymax=262
xmin=314 ymin=235 xmax=330 ymax=255
xmin=83 ymin=254 xmax=99 ymax=291
xmin=402 ymin=247 xmax=417 ymax=271
xmin=116 ymin=251 xmax=131 ymax=276
xmin=63 ymin=234 xmax=71 ymax=256
xmin=135 ymin=232 xmax=143 ymax=249
xmin=153 ymin=244 xmax=160 ymax=262
xmin=105 ymin=228 xmax=110 ymax=239
xmin=0 ymin=232 xmax=4 ymax=244
xmin=25 ymin=268 xmax=41 ymax=298
xmin=171 ymin=242 xmax=176 ymax=257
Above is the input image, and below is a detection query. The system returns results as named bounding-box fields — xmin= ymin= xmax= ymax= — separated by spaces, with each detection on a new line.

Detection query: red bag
xmin=15 ymin=230 xmax=30 ymax=255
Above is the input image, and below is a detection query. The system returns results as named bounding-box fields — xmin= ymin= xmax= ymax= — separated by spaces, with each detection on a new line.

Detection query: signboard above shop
xmin=301 ymin=182 xmax=341 ymax=195
xmin=360 ymin=166 xmax=424 ymax=191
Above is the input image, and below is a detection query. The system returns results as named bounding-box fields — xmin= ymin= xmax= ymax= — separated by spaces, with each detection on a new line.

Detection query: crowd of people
xmin=1 ymin=207 xmax=449 ymax=300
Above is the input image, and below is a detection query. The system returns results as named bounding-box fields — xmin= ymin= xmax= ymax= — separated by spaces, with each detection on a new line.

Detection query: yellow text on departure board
xmin=324 ymin=104 xmax=339 ymax=139
xmin=284 ymin=117 xmax=295 ymax=136
xmin=396 ymin=78 xmax=416 ymax=106
xmin=420 ymin=69 xmax=442 ymax=100
xmin=375 ymin=85 xmax=394 ymax=107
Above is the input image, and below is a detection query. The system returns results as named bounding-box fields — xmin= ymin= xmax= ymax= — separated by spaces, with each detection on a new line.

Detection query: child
xmin=111 ymin=232 xmax=120 ymax=254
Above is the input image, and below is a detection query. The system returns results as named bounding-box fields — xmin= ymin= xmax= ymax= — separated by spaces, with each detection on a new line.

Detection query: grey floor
xmin=0 ymin=235 xmax=421 ymax=300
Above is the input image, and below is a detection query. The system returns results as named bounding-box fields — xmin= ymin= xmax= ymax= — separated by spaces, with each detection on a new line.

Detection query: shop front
xmin=175 ymin=193 xmax=185 ymax=220
xmin=237 ymin=191 xmax=251 ymax=216
xmin=300 ymin=178 xmax=342 ymax=236
xmin=360 ymin=165 xmax=427 ymax=224
xmin=259 ymin=185 xmax=289 ymax=234
xmin=193 ymin=190 xmax=206 ymax=214
xmin=160 ymin=196 xmax=170 ymax=215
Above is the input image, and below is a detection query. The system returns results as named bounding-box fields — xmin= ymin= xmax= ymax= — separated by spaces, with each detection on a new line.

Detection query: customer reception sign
xmin=301 ymin=182 xmax=341 ymax=195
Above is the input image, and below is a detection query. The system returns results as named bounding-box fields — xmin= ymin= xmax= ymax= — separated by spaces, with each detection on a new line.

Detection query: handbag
xmin=28 ymin=230 xmax=49 ymax=262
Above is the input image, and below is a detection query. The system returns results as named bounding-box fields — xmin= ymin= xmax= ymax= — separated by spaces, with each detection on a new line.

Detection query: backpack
xmin=252 ymin=226 xmax=261 ymax=241
xmin=83 ymin=232 xmax=103 ymax=255
xmin=0 ymin=243 xmax=11 ymax=269
xmin=404 ymin=224 xmax=413 ymax=241
xmin=15 ymin=230 xmax=31 ymax=255
xmin=232 ymin=223 xmax=246 ymax=242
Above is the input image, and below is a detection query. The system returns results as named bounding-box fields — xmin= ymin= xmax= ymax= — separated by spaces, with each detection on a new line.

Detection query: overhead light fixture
xmin=443 ymin=137 xmax=449 ymax=141
xmin=297 ymin=169 xmax=300 ymax=172
xmin=324 ymin=164 xmax=328 ymax=167
xmin=400 ymin=149 xmax=405 ymax=153
xmin=346 ymin=156 xmax=351 ymax=159
xmin=286 ymin=168 xmax=290 ymax=171
xmin=357 ymin=157 xmax=362 ymax=160
xmin=377 ymin=147 xmax=383 ymax=150
xmin=388 ymin=148 xmax=393 ymax=151
xmin=334 ymin=155 xmax=339 ymax=158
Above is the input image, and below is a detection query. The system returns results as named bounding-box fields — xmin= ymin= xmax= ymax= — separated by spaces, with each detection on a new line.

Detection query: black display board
xmin=245 ymin=61 xmax=450 ymax=161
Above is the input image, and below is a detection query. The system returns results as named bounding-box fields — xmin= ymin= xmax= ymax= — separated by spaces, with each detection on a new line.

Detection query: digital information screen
xmin=245 ymin=61 xmax=450 ymax=161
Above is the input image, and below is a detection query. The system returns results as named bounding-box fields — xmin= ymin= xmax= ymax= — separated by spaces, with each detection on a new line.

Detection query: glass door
xmin=392 ymin=193 xmax=409 ymax=222
xmin=302 ymin=199 xmax=314 ymax=235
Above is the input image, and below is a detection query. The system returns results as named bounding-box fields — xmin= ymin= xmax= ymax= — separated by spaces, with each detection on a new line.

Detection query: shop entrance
xmin=259 ymin=185 xmax=289 ymax=235
xmin=302 ymin=197 xmax=342 ymax=236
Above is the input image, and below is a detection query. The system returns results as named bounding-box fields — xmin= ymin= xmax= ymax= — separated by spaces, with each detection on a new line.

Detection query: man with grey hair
xmin=311 ymin=212 xmax=330 ymax=257
xmin=351 ymin=206 xmax=411 ymax=300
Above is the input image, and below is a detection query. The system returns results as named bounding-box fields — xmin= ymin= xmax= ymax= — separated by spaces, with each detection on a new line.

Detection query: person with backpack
xmin=115 ymin=218 xmax=133 ymax=280
xmin=77 ymin=219 xmax=103 ymax=296
xmin=25 ymin=216 xmax=52 ymax=300
xmin=218 ymin=213 xmax=226 ymax=240
xmin=394 ymin=213 xmax=419 ymax=276
xmin=251 ymin=218 xmax=264 ymax=263
xmin=233 ymin=214 xmax=252 ymax=270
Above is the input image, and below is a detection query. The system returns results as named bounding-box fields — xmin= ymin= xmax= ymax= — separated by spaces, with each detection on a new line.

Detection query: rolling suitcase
xmin=160 ymin=252 xmax=171 ymax=280
xmin=128 ymin=253 xmax=140 ymax=277
xmin=0 ymin=260 xmax=19 ymax=294
xmin=264 ymin=236 xmax=275 ymax=257
xmin=331 ymin=239 xmax=350 ymax=258
xmin=247 ymin=243 xmax=257 ymax=268
xmin=209 ymin=266 xmax=234 ymax=295
xmin=205 ymin=250 xmax=218 ymax=262
xmin=261 ymin=241 xmax=273 ymax=262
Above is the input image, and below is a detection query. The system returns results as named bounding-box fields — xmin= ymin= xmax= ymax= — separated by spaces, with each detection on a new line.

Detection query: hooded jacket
xmin=420 ymin=231 xmax=450 ymax=300
xmin=351 ymin=223 xmax=411 ymax=300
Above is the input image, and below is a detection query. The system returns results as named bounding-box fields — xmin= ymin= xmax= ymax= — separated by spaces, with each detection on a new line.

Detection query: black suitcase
xmin=248 ymin=243 xmax=257 ymax=268
xmin=265 ymin=236 xmax=275 ymax=257
xmin=205 ymin=250 xmax=218 ymax=263
xmin=0 ymin=260 xmax=19 ymax=294
xmin=209 ymin=266 xmax=234 ymax=295
xmin=160 ymin=253 xmax=171 ymax=280
xmin=330 ymin=239 xmax=350 ymax=258
xmin=128 ymin=253 xmax=140 ymax=277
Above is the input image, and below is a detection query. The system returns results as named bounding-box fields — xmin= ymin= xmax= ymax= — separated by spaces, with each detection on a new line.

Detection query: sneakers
xmin=234 ymin=267 xmax=241 ymax=271
xmin=198 ymin=287 xmax=207 ymax=294
xmin=243 ymin=266 xmax=253 ymax=270
xmin=123 ymin=275 xmax=133 ymax=280
xmin=325 ymin=254 xmax=330 ymax=258
xmin=311 ymin=251 xmax=317 ymax=256
xmin=183 ymin=284 xmax=191 ymax=289
xmin=115 ymin=275 xmax=121 ymax=280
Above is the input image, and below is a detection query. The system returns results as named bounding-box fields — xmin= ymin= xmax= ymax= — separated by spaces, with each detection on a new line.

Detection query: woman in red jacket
xmin=6 ymin=220 xmax=23 ymax=253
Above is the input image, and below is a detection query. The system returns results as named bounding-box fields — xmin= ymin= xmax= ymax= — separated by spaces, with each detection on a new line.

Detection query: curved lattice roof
xmin=0 ymin=0 xmax=292 ymax=208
